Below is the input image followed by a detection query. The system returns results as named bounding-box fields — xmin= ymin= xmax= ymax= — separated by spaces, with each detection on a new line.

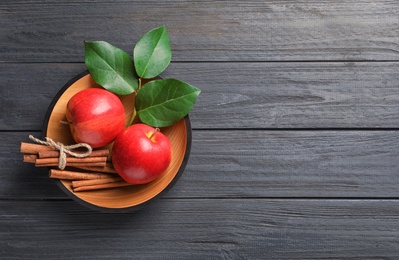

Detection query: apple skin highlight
xmin=112 ymin=124 xmax=172 ymax=184
xmin=66 ymin=88 xmax=126 ymax=148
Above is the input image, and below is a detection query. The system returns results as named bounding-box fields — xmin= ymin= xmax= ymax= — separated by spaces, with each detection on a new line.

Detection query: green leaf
xmin=84 ymin=41 xmax=138 ymax=95
xmin=133 ymin=25 xmax=171 ymax=79
xmin=136 ymin=79 xmax=201 ymax=127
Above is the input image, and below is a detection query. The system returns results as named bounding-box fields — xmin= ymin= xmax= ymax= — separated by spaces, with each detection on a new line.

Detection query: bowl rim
xmin=42 ymin=70 xmax=192 ymax=213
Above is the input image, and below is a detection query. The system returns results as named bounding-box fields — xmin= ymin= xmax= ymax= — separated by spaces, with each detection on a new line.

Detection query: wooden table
xmin=1 ymin=1 xmax=399 ymax=258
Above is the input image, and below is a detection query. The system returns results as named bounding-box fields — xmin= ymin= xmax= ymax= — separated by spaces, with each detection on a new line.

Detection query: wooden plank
xmin=3 ymin=130 xmax=399 ymax=199
xmin=174 ymin=129 xmax=399 ymax=198
xmin=1 ymin=0 xmax=399 ymax=62
xmin=165 ymin=61 xmax=399 ymax=129
xmin=0 ymin=199 xmax=398 ymax=258
xmin=2 ymin=62 xmax=399 ymax=130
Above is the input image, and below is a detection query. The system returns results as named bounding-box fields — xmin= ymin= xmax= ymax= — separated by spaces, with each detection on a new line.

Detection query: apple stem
xmin=127 ymin=78 xmax=143 ymax=127
xmin=149 ymin=128 xmax=160 ymax=140
xmin=138 ymin=78 xmax=142 ymax=90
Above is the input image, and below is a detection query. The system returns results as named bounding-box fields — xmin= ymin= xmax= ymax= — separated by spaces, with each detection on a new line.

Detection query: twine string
xmin=29 ymin=135 xmax=92 ymax=170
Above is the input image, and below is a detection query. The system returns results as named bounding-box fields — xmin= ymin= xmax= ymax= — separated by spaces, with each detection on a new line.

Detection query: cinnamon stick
xmin=20 ymin=142 xmax=54 ymax=154
xmin=72 ymin=176 xmax=123 ymax=189
xmin=49 ymin=169 xmax=114 ymax=180
xmin=35 ymin=156 xmax=107 ymax=166
xmin=23 ymin=154 xmax=38 ymax=163
xmin=72 ymin=163 xmax=118 ymax=174
xmin=38 ymin=149 xmax=110 ymax=159
xmin=73 ymin=180 xmax=134 ymax=192
xmin=39 ymin=162 xmax=107 ymax=168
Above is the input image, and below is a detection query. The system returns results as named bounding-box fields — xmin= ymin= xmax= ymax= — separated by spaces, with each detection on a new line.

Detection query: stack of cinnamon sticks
xmin=20 ymin=142 xmax=134 ymax=192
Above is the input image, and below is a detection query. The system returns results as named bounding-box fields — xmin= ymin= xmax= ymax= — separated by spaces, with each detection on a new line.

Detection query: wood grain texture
xmin=165 ymin=61 xmax=399 ymax=129
xmin=0 ymin=199 xmax=398 ymax=259
xmin=2 ymin=1 xmax=399 ymax=258
xmin=2 ymin=62 xmax=399 ymax=130
xmin=3 ymin=130 xmax=399 ymax=199
xmin=1 ymin=0 xmax=398 ymax=62
xmin=168 ymin=130 xmax=399 ymax=198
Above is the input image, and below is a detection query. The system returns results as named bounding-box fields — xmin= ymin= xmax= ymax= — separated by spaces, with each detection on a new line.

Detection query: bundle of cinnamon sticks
xmin=20 ymin=142 xmax=134 ymax=192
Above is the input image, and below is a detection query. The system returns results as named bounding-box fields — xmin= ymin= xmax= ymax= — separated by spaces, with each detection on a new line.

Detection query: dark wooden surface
xmin=1 ymin=1 xmax=399 ymax=259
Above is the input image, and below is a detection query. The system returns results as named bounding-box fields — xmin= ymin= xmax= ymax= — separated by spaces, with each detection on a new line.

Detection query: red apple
xmin=66 ymin=88 xmax=126 ymax=148
xmin=112 ymin=124 xmax=172 ymax=184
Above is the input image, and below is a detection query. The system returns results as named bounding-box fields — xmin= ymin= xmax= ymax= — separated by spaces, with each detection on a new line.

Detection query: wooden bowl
xmin=43 ymin=71 xmax=191 ymax=212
